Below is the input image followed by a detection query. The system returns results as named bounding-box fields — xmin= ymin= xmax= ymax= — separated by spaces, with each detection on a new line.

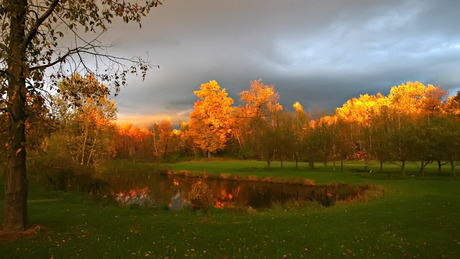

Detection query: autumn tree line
xmin=2 ymin=75 xmax=460 ymax=178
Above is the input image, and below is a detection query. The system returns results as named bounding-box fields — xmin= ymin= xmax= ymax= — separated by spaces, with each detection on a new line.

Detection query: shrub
xmin=28 ymin=155 xmax=105 ymax=194
xmin=188 ymin=179 xmax=214 ymax=212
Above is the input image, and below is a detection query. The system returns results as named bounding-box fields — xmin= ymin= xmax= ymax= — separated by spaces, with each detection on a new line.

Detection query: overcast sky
xmin=105 ymin=0 xmax=460 ymax=125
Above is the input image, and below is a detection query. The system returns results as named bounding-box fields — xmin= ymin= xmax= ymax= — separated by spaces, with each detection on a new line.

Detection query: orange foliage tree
xmin=115 ymin=123 xmax=152 ymax=160
xmin=235 ymin=79 xmax=282 ymax=159
xmin=189 ymin=81 xmax=235 ymax=157
xmin=154 ymin=118 xmax=181 ymax=159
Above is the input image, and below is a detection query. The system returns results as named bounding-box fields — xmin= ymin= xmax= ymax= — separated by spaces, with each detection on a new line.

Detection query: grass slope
xmin=0 ymin=160 xmax=459 ymax=258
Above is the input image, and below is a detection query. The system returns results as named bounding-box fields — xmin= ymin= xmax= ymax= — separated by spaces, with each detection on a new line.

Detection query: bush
xmin=188 ymin=179 xmax=214 ymax=212
xmin=28 ymin=155 xmax=105 ymax=194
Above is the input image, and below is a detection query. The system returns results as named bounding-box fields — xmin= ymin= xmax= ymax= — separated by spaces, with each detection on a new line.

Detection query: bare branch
xmin=30 ymin=46 xmax=80 ymax=71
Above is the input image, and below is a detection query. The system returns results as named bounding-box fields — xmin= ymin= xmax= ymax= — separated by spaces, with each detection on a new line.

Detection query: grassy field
xmin=1 ymin=160 xmax=459 ymax=258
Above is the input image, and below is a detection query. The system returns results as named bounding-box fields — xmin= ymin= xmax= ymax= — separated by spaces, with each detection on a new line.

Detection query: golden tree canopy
xmin=189 ymin=80 xmax=235 ymax=156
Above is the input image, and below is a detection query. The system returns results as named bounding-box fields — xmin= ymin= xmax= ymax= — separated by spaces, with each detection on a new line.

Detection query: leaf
xmin=16 ymin=148 xmax=22 ymax=155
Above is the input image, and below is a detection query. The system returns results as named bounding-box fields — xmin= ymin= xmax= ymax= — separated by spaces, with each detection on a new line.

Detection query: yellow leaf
xmin=16 ymin=148 xmax=22 ymax=155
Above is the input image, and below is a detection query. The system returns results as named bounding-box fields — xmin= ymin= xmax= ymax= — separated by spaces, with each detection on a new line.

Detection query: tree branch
xmin=23 ymin=0 xmax=60 ymax=48
xmin=0 ymin=42 xmax=7 ymax=51
xmin=30 ymin=47 xmax=79 ymax=71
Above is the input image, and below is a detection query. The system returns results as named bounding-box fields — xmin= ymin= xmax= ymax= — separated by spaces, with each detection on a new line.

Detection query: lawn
xmin=1 ymin=160 xmax=459 ymax=258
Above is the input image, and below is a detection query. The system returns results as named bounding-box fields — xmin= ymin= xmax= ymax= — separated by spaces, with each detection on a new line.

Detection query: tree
xmin=292 ymin=102 xmax=309 ymax=169
xmin=236 ymin=79 xmax=282 ymax=158
xmin=331 ymin=118 xmax=354 ymax=171
xmin=52 ymin=74 xmax=118 ymax=166
xmin=1 ymin=0 xmax=161 ymax=231
xmin=275 ymin=111 xmax=295 ymax=168
xmin=155 ymin=118 xmax=180 ymax=159
xmin=116 ymin=123 xmax=152 ymax=160
xmin=189 ymin=81 xmax=234 ymax=157
xmin=385 ymin=113 xmax=418 ymax=177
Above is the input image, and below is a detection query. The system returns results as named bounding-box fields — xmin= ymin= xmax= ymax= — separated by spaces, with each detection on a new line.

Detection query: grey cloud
xmin=105 ymin=0 xmax=460 ymax=123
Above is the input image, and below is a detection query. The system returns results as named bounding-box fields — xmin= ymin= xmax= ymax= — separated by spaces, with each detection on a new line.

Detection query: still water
xmin=109 ymin=172 xmax=372 ymax=210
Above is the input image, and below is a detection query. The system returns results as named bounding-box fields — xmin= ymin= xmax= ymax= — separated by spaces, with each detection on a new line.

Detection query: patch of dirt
xmin=0 ymin=224 xmax=49 ymax=242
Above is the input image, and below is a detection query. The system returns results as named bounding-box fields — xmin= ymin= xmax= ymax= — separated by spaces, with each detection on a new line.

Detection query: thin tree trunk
xmin=437 ymin=160 xmax=449 ymax=175
xmin=163 ymin=139 xmax=169 ymax=159
xmin=4 ymin=0 xmax=29 ymax=231
xmin=86 ymin=128 xmax=99 ymax=166
xmin=401 ymin=160 xmax=406 ymax=177
xmin=80 ymin=119 xmax=89 ymax=165
xmin=152 ymin=130 xmax=158 ymax=156
xmin=420 ymin=160 xmax=426 ymax=178
xmin=295 ymin=156 xmax=299 ymax=170
xmin=309 ymin=160 xmax=315 ymax=169
xmin=450 ymin=160 xmax=456 ymax=177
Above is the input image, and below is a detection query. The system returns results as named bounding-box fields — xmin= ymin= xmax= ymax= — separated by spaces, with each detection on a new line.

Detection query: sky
xmin=105 ymin=0 xmax=460 ymax=125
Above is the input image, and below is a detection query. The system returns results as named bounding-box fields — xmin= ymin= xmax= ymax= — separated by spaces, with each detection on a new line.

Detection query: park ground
xmin=0 ymin=160 xmax=459 ymax=258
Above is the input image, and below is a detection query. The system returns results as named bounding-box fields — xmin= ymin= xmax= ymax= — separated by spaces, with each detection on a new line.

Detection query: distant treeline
xmin=2 ymin=75 xmax=459 ymax=177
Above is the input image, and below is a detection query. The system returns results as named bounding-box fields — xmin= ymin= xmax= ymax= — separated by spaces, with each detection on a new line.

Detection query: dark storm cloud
xmin=111 ymin=0 xmax=460 ymax=124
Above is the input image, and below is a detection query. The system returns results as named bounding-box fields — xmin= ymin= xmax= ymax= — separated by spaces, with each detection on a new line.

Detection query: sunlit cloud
xmin=105 ymin=0 xmax=460 ymax=124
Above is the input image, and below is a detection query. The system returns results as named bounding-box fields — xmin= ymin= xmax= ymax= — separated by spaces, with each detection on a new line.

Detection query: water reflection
xmin=110 ymin=172 xmax=373 ymax=209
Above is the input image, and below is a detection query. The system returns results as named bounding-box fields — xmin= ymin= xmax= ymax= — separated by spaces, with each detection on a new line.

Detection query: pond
xmin=107 ymin=171 xmax=375 ymax=210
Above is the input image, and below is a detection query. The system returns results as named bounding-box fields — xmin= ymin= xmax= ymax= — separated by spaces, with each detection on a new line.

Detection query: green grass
xmin=1 ymin=160 xmax=459 ymax=258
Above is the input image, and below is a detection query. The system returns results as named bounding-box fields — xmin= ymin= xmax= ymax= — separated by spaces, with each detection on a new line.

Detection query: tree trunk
xmin=420 ymin=160 xmax=426 ymax=178
xmin=309 ymin=160 xmax=315 ymax=169
xmin=436 ymin=160 xmax=449 ymax=175
xmin=4 ymin=0 xmax=29 ymax=231
xmin=80 ymin=119 xmax=89 ymax=165
xmin=340 ymin=159 xmax=344 ymax=171
xmin=86 ymin=127 xmax=99 ymax=166
xmin=450 ymin=160 xmax=456 ymax=177
xmin=163 ymin=139 xmax=169 ymax=159
xmin=295 ymin=156 xmax=299 ymax=170
xmin=437 ymin=160 xmax=442 ymax=175
xmin=401 ymin=160 xmax=406 ymax=177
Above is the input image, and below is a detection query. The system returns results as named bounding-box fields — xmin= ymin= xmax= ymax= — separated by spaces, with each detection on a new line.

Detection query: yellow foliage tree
xmin=239 ymin=79 xmax=283 ymax=120
xmin=336 ymin=93 xmax=389 ymax=126
xmin=189 ymin=81 xmax=234 ymax=157
xmin=388 ymin=81 xmax=446 ymax=116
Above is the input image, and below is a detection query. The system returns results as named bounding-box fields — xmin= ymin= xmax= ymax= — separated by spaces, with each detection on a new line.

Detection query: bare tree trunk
xmin=437 ymin=160 xmax=449 ymax=175
xmin=86 ymin=128 xmax=99 ymax=166
xmin=163 ymin=139 xmax=169 ymax=159
xmin=80 ymin=119 xmax=89 ymax=165
xmin=295 ymin=154 xmax=299 ymax=170
xmin=401 ymin=160 xmax=406 ymax=177
xmin=4 ymin=0 xmax=29 ymax=231
xmin=309 ymin=160 xmax=315 ymax=169
xmin=420 ymin=160 xmax=426 ymax=178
